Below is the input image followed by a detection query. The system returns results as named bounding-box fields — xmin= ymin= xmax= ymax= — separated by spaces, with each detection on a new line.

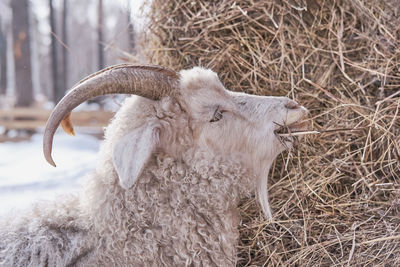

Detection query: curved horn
xmin=43 ymin=64 xmax=179 ymax=167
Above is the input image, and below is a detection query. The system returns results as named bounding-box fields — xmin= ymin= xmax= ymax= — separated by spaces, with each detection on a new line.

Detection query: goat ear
xmin=112 ymin=124 xmax=159 ymax=189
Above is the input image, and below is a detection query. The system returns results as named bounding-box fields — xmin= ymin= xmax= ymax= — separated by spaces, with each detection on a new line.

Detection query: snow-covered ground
xmin=0 ymin=132 xmax=101 ymax=216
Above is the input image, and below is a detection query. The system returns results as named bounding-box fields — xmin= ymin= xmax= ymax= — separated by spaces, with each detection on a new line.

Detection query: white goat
xmin=0 ymin=65 xmax=308 ymax=266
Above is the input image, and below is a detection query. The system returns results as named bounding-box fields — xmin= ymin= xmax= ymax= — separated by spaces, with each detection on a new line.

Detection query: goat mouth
xmin=274 ymin=120 xmax=309 ymax=135
xmin=274 ymin=120 xmax=309 ymax=148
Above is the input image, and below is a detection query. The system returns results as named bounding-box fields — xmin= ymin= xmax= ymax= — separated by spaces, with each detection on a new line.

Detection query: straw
xmin=142 ymin=0 xmax=400 ymax=265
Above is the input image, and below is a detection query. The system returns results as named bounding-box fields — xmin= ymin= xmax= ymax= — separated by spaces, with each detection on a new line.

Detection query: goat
xmin=0 ymin=64 xmax=308 ymax=266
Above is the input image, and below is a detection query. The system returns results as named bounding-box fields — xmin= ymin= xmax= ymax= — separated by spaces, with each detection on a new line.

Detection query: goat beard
xmin=257 ymin=163 xmax=274 ymax=220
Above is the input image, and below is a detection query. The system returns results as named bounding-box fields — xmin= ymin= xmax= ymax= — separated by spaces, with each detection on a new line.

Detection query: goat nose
xmin=285 ymin=100 xmax=301 ymax=109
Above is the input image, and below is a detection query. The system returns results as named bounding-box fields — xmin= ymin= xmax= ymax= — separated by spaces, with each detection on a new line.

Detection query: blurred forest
xmin=0 ymin=0 xmax=141 ymax=109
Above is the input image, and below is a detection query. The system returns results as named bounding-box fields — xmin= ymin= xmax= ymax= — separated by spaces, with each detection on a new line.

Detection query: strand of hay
xmin=143 ymin=0 xmax=400 ymax=265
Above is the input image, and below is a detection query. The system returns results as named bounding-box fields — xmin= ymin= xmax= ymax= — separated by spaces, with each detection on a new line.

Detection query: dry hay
xmin=143 ymin=0 xmax=400 ymax=265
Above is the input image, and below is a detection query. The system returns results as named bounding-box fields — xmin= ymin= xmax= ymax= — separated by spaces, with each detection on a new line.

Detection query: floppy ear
xmin=112 ymin=123 xmax=159 ymax=189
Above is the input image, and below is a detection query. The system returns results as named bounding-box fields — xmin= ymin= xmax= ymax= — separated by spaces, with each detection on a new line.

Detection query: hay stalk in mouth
xmin=276 ymin=128 xmax=365 ymax=137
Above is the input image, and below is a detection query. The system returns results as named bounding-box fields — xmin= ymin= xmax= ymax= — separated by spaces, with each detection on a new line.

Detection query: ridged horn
xmin=43 ymin=64 xmax=180 ymax=167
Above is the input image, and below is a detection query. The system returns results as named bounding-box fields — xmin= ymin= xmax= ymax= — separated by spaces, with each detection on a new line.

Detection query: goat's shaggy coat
xmin=0 ymin=67 xmax=307 ymax=266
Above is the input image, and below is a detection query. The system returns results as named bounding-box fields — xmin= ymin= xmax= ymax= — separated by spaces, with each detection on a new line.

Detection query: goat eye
xmin=210 ymin=108 xmax=223 ymax=123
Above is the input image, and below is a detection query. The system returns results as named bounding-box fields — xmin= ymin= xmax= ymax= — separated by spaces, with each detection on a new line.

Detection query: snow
xmin=0 ymin=132 xmax=101 ymax=216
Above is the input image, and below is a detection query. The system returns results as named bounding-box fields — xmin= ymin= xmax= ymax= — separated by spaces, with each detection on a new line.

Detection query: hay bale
xmin=144 ymin=0 xmax=400 ymax=265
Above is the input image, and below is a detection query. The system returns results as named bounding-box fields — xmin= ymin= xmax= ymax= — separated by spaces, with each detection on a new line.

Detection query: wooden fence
xmin=0 ymin=108 xmax=114 ymax=142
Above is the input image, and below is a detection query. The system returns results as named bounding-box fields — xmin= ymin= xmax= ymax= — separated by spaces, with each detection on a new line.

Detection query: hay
xmin=143 ymin=0 xmax=400 ymax=265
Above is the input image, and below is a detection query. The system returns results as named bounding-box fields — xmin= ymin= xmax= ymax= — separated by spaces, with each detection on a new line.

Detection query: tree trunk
xmin=60 ymin=0 xmax=68 ymax=94
xmin=127 ymin=1 xmax=135 ymax=54
xmin=49 ymin=0 xmax=62 ymax=104
xmin=11 ymin=0 xmax=33 ymax=107
xmin=89 ymin=0 xmax=106 ymax=107
xmin=97 ymin=0 xmax=104 ymax=70
xmin=0 ymin=20 xmax=7 ymax=95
